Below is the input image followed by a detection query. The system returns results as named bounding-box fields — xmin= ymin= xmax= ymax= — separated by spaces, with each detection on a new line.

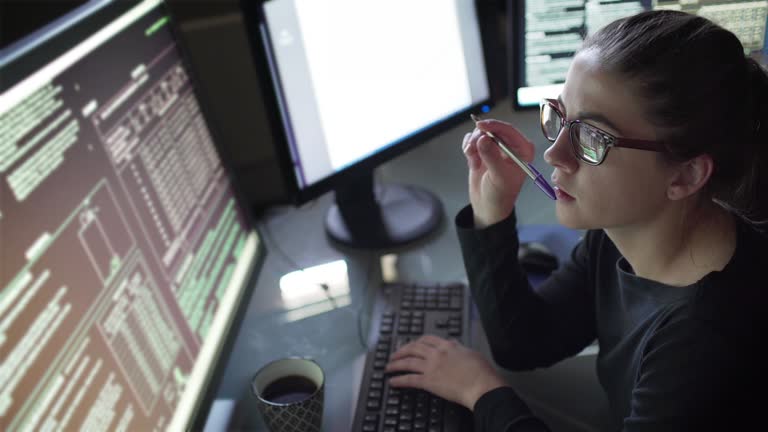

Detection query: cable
xmin=258 ymin=209 xmax=379 ymax=350
xmin=256 ymin=214 xmax=338 ymax=306
xmin=355 ymin=253 xmax=378 ymax=349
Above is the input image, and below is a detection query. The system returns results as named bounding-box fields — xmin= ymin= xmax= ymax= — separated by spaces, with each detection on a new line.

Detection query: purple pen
xmin=471 ymin=114 xmax=557 ymax=200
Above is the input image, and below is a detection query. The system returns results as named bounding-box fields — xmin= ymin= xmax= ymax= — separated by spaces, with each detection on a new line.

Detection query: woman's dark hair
xmin=581 ymin=10 xmax=768 ymax=226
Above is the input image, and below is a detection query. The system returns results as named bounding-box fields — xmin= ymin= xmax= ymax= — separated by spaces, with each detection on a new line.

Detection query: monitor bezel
xmin=239 ymin=0 xmax=498 ymax=206
xmin=164 ymin=3 xmax=266 ymax=430
xmin=508 ymin=0 xmax=538 ymax=111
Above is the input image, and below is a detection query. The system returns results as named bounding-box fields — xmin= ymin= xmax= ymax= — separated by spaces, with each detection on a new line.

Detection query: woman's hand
xmin=463 ymin=119 xmax=536 ymax=228
xmin=385 ymin=335 xmax=508 ymax=410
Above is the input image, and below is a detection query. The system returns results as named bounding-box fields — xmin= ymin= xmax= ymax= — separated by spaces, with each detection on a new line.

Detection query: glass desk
xmin=208 ymin=104 xmax=612 ymax=431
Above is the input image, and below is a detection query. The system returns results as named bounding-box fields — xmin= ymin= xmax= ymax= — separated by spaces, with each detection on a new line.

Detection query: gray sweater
xmin=455 ymin=205 xmax=767 ymax=431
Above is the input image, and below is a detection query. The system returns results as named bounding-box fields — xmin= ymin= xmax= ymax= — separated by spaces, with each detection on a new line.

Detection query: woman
xmin=385 ymin=10 xmax=768 ymax=431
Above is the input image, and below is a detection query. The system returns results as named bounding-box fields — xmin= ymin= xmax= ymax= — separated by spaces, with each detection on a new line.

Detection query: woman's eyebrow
xmin=557 ymin=95 xmax=625 ymax=135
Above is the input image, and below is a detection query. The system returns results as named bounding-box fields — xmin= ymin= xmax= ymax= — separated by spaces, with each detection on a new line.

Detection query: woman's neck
xmin=604 ymin=201 xmax=737 ymax=286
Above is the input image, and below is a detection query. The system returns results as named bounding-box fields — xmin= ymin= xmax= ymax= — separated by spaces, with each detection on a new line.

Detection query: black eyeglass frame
xmin=539 ymin=98 xmax=668 ymax=165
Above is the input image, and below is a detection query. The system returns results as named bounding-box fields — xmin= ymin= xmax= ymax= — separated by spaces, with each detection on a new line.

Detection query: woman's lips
xmin=553 ymin=184 xmax=575 ymax=201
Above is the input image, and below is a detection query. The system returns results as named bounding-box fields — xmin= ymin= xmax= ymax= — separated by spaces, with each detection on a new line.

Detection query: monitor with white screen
xmin=0 ymin=1 xmax=262 ymax=430
xmin=240 ymin=0 xmax=496 ymax=248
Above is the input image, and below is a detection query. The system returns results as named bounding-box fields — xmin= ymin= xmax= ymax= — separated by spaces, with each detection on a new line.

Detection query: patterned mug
xmin=251 ymin=358 xmax=324 ymax=432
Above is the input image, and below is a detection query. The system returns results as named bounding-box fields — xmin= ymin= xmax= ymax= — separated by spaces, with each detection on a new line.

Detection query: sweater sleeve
xmin=455 ymin=205 xmax=597 ymax=370
xmin=473 ymin=387 xmax=551 ymax=432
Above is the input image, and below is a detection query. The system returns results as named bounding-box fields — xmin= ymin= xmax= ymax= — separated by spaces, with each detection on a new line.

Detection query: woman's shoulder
xmin=688 ymin=217 xmax=767 ymax=338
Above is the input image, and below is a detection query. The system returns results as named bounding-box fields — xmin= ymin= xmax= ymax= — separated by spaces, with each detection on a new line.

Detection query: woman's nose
xmin=543 ymin=129 xmax=578 ymax=173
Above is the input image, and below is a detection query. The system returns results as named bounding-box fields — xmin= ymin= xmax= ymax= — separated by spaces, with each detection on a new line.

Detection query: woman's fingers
xmin=386 ymin=356 xmax=427 ymax=374
xmin=388 ymin=372 xmax=426 ymax=389
xmin=389 ymin=340 xmax=434 ymax=362
xmin=476 ymin=135 xmax=513 ymax=180
xmin=462 ymin=132 xmax=472 ymax=153
xmin=476 ymin=119 xmax=535 ymax=163
xmin=464 ymin=130 xmax=484 ymax=171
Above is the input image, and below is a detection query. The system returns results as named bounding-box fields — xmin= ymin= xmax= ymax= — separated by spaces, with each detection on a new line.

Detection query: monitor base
xmin=325 ymin=177 xmax=443 ymax=249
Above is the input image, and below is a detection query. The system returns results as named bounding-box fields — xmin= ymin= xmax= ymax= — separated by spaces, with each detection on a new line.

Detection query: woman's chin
xmin=555 ymin=206 xmax=594 ymax=230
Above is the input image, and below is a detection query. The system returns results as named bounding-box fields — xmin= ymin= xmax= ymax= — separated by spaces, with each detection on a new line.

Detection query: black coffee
xmin=262 ymin=375 xmax=317 ymax=404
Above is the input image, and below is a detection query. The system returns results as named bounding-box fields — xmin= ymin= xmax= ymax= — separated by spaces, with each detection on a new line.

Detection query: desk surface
xmin=209 ymin=103 xmax=610 ymax=431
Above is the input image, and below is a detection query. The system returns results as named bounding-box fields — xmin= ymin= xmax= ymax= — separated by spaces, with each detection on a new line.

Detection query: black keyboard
xmin=351 ymin=282 xmax=474 ymax=432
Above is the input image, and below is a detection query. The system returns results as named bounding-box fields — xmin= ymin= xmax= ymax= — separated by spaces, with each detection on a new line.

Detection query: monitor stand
xmin=325 ymin=173 xmax=442 ymax=249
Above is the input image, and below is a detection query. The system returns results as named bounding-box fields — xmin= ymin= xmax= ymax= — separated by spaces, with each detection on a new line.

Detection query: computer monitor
xmin=510 ymin=0 xmax=768 ymax=109
xmin=0 ymin=1 xmax=263 ymax=430
xmin=239 ymin=0 xmax=496 ymax=249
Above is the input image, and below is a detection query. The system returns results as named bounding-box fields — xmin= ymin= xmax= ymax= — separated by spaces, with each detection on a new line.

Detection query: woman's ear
xmin=666 ymin=154 xmax=714 ymax=201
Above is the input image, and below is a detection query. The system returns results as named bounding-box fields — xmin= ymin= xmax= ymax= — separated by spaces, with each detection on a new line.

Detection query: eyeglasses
xmin=539 ymin=98 xmax=667 ymax=165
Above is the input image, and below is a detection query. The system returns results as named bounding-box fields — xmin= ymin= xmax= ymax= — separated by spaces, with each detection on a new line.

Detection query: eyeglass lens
xmin=541 ymin=103 xmax=605 ymax=164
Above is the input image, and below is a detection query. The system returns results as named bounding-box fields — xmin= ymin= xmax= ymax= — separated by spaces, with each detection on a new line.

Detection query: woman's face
xmin=544 ymin=49 xmax=676 ymax=231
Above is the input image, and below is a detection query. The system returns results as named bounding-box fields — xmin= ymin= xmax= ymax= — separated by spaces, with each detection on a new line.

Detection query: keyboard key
xmin=365 ymin=414 xmax=380 ymax=423
xmin=384 ymin=417 xmax=398 ymax=427
xmin=363 ymin=422 xmax=378 ymax=432
xmin=385 ymin=407 xmax=399 ymax=416
xmin=450 ymin=298 xmax=462 ymax=310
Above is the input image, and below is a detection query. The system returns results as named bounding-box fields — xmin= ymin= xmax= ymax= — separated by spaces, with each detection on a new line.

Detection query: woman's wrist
xmin=471 ymin=206 xmax=514 ymax=229
xmin=464 ymin=375 xmax=509 ymax=411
